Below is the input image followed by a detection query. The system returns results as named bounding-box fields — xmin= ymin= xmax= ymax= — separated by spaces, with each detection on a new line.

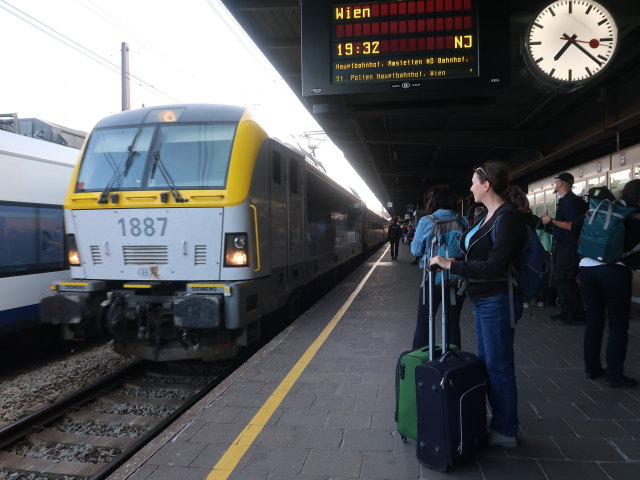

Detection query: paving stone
xmin=243 ymin=446 xmax=309 ymax=475
xmin=189 ymin=422 xmax=245 ymax=444
xmin=276 ymin=409 xmax=328 ymax=428
xmin=563 ymin=418 xmax=631 ymax=438
xmin=617 ymin=419 xmax=640 ymax=438
xmin=372 ymin=412 xmax=397 ymax=430
xmin=519 ymin=418 xmax=575 ymax=437
xmin=338 ymin=382 xmax=379 ymax=397
xmin=553 ymin=437 xmax=625 ymax=461
xmin=143 ymin=465 xmax=213 ymax=480
xmin=228 ymin=471 xmax=269 ymax=480
xmin=325 ymin=410 xmax=372 ymax=428
xmin=288 ymin=427 xmax=342 ymax=449
xmin=361 ymin=451 xmax=420 ymax=480
xmin=311 ymin=393 xmax=356 ymax=411
xmin=476 ymin=457 xmax=546 ymax=480
xmin=529 ymin=401 xmax=588 ymax=419
xmin=599 ymin=462 xmax=640 ymax=480
xmin=576 ymin=403 xmax=637 ymax=420
xmin=539 ymin=388 xmax=593 ymax=403
xmin=341 ymin=428 xmax=394 ymax=452
xmin=302 ymin=449 xmax=363 ymax=477
xmin=354 ymin=395 xmax=395 ymax=413
xmin=190 ymin=442 xmax=238 ymax=469
xmin=518 ymin=388 xmax=548 ymax=402
xmin=537 ymin=460 xmax=610 ymax=480
xmin=124 ymin=463 xmax=158 ymax=480
xmin=280 ymin=391 xmax=317 ymax=409
xmin=147 ymin=441 xmax=207 ymax=467
xmin=609 ymin=438 xmax=640 ymax=461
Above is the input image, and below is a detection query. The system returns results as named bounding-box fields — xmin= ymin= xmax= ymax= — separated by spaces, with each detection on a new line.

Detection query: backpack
xmin=428 ymin=215 xmax=465 ymax=286
xmin=492 ymin=216 xmax=549 ymax=300
xmin=578 ymin=198 xmax=637 ymax=263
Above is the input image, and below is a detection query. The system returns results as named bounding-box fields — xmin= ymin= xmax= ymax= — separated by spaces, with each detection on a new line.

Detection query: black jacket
xmin=450 ymin=203 xmax=526 ymax=302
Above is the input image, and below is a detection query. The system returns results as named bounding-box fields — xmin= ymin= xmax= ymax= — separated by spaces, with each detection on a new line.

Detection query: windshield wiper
xmin=151 ymin=149 xmax=187 ymax=203
xmin=98 ymin=128 xmax=143 ymax=204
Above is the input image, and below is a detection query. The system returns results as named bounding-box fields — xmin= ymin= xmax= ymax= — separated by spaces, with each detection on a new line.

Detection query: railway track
xmin=0 ymin=359 xmax=238 ymax=479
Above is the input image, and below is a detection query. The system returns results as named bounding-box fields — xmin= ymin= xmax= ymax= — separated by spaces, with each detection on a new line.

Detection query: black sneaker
xmin=549 ymin=313 xmax=568 ymax=322
xmin=605 ymin=376 xmax=638 ymax=388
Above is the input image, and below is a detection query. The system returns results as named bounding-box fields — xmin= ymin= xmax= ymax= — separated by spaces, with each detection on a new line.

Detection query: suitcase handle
xmin=438 ymin=350 xmax=460 ymax=364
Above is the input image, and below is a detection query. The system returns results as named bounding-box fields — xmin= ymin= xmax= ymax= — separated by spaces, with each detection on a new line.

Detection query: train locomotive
xmin=41 ymin=104 xmax=386 ymax=361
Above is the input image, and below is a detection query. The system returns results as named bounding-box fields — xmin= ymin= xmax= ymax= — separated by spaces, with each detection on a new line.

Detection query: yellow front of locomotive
xmin=41 ymin=105 xmax=269 ymax=360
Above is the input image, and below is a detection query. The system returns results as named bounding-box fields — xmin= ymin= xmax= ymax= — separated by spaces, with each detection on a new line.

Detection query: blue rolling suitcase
xmin=414 ymin=267 xmax=486 ymax=471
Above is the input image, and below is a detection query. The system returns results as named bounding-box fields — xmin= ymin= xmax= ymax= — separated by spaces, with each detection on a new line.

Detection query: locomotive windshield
xmin=75 ymin=122 xmax=236 ymax=192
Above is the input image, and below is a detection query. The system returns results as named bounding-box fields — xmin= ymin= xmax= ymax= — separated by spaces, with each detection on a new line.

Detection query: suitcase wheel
xmin=401 ymin=434 xmax=407 ymax=443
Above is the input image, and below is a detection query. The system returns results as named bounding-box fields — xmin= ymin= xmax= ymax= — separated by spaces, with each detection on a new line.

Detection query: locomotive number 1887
xmin=118 ymin=217 xmax=168 ymax=236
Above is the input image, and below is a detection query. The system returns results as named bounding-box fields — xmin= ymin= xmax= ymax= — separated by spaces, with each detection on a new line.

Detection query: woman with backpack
xmin=429 ymin=161 xmax=526 ymax=448
xmin=410 ymin=184 xmax=466 ymax=350
xmin=573 ymin=182 xmax=640 ymax=388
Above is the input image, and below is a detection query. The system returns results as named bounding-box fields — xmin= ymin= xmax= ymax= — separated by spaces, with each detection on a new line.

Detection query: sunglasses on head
xmin=476 ymin=166 xmax=490 ymax=183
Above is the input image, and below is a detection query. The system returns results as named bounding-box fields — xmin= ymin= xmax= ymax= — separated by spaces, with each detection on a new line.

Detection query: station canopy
xmin=220 ymin=0 xmax=640 ymax=217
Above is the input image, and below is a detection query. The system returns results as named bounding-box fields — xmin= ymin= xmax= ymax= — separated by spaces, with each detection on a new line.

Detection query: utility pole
xmin=121 ymin=42 xmax=130 ymax=111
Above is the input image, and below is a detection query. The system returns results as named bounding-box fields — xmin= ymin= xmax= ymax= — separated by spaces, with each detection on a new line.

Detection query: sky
xmin=0 ymin=0 xmax=386 ymax=214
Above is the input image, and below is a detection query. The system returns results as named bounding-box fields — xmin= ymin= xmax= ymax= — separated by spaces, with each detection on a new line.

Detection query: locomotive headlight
xmin=66 ymin=234 xmax=81 ymax=266
xmin=224 ymin=233 xmax=249 ymax=267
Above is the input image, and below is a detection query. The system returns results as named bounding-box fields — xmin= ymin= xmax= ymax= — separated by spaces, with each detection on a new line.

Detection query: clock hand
xmin=554 ymin=33 xmax=577 ymax=61
xmin=559 ymin=37 xmax=603 ymax=48
xmin=562 ymin=34 xmax=603 ymax=66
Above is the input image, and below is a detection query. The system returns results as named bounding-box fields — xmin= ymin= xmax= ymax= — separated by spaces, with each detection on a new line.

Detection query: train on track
xmin=41 ymin=104 xmax=387 ymax=361
xmin=0 ymin=128 xmax=79 ymax=335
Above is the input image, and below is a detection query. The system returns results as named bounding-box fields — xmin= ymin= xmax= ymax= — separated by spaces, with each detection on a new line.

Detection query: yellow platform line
xmin=205 ymin=245 xmax=390 ymax=480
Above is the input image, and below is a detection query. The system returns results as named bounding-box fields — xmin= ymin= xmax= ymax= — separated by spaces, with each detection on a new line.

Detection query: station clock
xmin=523 ymin=1 xmax=618 ymax=91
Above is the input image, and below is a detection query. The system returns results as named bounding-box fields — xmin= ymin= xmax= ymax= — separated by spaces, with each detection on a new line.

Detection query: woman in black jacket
xmin=430 ymin=161 xmax=526 ymax=448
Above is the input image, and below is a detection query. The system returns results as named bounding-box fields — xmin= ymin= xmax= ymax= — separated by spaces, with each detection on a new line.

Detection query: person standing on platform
xmin=541 ymin=173 xmax=587 ymax=325
xmin=387 ymin=219 xmax=402 ymax=260
xmin=574 ymin=183 xmax=640 ymax=388
xmin=430 ymin=161 xmax=526 ymax=448
xmin=410 ymin=185 xmax=466 ymax=349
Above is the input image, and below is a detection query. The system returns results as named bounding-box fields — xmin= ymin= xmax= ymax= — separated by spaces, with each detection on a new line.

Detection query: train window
xmin=272 ymin=151 xmax=281 ymax=184
xmin=150 ymin=124 xmax=234 ymax=189
xmin=77 ymin=127 xmax=154 ymax=192
xmin=289 ymin=158 xmax=299 ymax=194
xmin=610 ymin=168 xmax=632 ymax=198
xmin=0 ymin=203 xmax=64 ymax=276
xmin=38 ymin=208 xmax=64 ymax=268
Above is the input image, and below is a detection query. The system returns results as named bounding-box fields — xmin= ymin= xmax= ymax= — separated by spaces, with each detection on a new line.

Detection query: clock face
xmin=525 ymin=1 xmax=618 ymax=85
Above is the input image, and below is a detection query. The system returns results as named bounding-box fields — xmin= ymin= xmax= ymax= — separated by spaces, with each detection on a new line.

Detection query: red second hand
xmin=560 ymin=37 xmax=600 ymax=48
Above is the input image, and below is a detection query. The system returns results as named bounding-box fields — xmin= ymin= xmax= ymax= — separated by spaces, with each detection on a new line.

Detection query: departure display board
xmin=301 ymin=0 xmax=509 ymax=99
xmin=332 ymin=1 xmax=478 ymax=86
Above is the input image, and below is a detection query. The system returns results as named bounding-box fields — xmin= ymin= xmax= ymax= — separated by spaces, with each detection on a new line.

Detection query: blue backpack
xmin=492 ymin=216 xmax=549 ymax=300
xmin=428 ymin=215 xmax=465 ymax=286
xmin=578 ymin=198 xmax=637 ymax=263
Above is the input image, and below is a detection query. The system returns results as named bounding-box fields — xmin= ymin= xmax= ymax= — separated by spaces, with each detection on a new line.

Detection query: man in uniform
xmin=541 ymin=173 xmax=587 ymax=325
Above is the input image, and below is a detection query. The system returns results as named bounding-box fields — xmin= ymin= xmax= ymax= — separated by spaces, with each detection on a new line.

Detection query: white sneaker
xmin=488 ymin=430 xmax=517 ymax=448
xmin=523 ymin=302 xmax=530 ymax=308
xmin=535 ymin=301 xmax=544 ymax=307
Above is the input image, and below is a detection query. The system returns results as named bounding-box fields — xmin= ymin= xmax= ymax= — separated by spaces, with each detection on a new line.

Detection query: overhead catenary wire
xmin=0 ymin=0 xmax=181 ymax=105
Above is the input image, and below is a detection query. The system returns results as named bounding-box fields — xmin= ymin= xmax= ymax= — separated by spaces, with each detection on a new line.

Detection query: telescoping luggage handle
xmin=423 ymin=262 xmax=449 ymax=361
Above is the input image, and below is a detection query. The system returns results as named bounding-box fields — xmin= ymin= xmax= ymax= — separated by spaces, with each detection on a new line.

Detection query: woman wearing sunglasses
xmin=430 ymin=160 xmax=526 ymax=448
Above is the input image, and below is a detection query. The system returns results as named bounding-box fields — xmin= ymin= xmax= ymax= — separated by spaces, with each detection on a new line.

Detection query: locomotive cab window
xmin=76 ymin=122 xmax=237 ymax=192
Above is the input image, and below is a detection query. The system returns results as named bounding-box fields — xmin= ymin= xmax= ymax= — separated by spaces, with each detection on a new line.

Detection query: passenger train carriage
xmin=0 ymin=129 xmax=77 ymax=335
xmin=41 ymin=104 xmax=385 ymax=361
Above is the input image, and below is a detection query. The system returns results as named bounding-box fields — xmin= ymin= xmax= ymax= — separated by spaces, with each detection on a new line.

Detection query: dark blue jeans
xmin=472 ymin=293 xmax=522 ymax=438
xmin=579 ymin=264 xmax=632 ymax=380
xmin=412 ymin=284 xmax=464 ymax=349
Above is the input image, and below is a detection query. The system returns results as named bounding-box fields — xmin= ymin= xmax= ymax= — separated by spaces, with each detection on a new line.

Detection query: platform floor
xmin=112 ymin=244 xmax=640 ymax=480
